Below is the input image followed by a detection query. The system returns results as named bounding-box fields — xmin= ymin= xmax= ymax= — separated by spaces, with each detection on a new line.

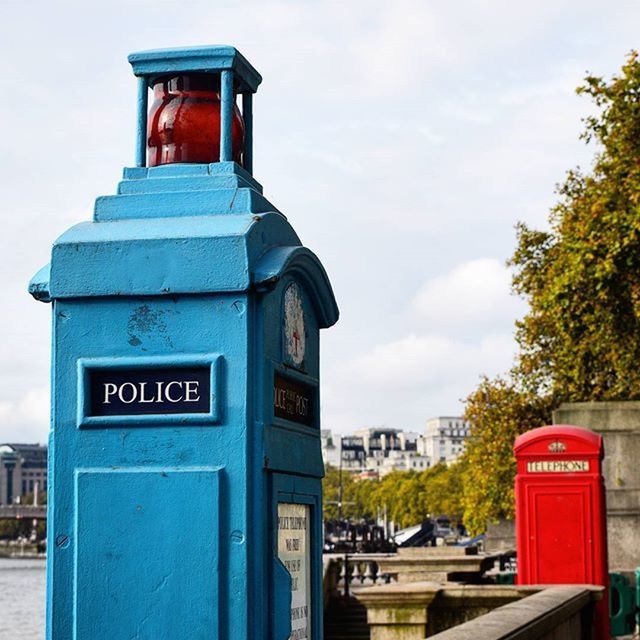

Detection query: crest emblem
xmin=548 ymin=440 xmax=566 ymax=453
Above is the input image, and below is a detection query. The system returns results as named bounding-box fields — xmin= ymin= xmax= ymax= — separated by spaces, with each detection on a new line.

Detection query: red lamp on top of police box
xmin=147 ymin=72 xmax=245 ymax=166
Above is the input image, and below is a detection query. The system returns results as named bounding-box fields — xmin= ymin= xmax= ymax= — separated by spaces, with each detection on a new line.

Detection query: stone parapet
xmin=375 ymin=547 xmax=499 ymax=583
xmin=485 ymin=518 xmax=516 ymax=552
xmin=356 ymin=582 xmax=440 ymax=640
xmin=426 ymin=586 xmax=602 ymax=640
xmin=355 ymin=583 xmax=602 ymax=640
xmin=395 ymin=546 xmax=477 ymax=557
xmin=426 ymin=584 xmax=536 ymax=635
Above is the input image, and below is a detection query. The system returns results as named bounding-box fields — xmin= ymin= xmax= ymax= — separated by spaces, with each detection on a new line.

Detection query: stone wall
xmin=553 ymin=401 xmax=640 ymax=574
xmin=485 ymin=518 xmax=516 ymax=552
xmin=355 ymin=582 xmax=602 ymax=640
xmin=425 ymin=585 xmax=530 ymax=635
xmin=375 ymin=546 xmax=499 ymax=584
xmin=426 ymin=586 xmax=600 ymax=640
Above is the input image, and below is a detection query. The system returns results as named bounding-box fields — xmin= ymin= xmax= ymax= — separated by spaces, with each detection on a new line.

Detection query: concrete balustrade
xmin=375 ymin=546 xmax=501 ymax=584
xmin=425 ymin=584 xmax=536 ymax=634
xmin=356 ymin=582 xmax=440 ymax=640
xmin=354 ymin=581 xmax=603 ymax=639
xmin=426 ymin=586 xmax=602 ymax=640
xmin=325 ymin=552 xmax=605 ymax=638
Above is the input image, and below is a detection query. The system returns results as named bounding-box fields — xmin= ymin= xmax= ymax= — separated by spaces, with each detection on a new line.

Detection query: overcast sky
xmin=1 ymin=0 xmax=639 ymax=443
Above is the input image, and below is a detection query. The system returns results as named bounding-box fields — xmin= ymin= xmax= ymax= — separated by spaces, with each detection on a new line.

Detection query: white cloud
xmin=411 ymin=258 xmax=525 ymax=332
xmin=324 ymin=331 xmax=516 ymax=433
xmin=346 ymin=332 xmax=515 ymax=388
xmin=0 ymin=387 xmax=49 ymax=443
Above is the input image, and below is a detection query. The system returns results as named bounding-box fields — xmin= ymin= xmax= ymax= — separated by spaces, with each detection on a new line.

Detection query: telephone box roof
xmin=514 ymin=424 xmax=602 ymax=454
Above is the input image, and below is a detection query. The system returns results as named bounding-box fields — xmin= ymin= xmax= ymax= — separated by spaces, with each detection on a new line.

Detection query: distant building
xmin=424 ymin=417 xmax=471 ymax=464
xmin=378 ymin=449 xmax=431 ymax=477
xmin=354 ymin=427 xmax=403 ymax=456
xmin=321 ymin=428 xmax=431 ymax=476
xmin=320 ymin=429 xmax=341 ymax=468
xmin=340 ymin=436 xmax=367 ymax=471
xmin=0 ymin=444 xmax=48 ymax=505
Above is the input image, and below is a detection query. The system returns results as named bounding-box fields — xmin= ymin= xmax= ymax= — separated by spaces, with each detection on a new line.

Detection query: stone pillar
xmin=553 ymin=401 xmax=640 ymax=573
xmin=356 ymin=582 xmax=440 ymax=640
xmin=484 ymin=518 xmax=516 ymax=552
xmin=375 ymin=547 xmax=497 ymax=584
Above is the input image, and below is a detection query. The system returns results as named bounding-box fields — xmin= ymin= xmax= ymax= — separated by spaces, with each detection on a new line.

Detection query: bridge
xmin=0 ymin=505 xmax=46 ymax=519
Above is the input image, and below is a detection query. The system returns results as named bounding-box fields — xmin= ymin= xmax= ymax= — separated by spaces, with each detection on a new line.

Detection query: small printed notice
xmin=278 ymin=503 xmax=311 ymax=640
xmin=526 ymin=460 xmax=589 ymax=473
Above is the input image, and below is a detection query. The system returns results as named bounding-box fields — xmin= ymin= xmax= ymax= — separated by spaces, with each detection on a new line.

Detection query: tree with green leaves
xmin=322 ymin=464 xmax=464 ymax=530
xmin=460 ymin=51 xmax=640 ymax=534
xmin=512 ymin=51 xmax=640 ymax=400
xmin=461 ymin=379 xmax=551 ymax=534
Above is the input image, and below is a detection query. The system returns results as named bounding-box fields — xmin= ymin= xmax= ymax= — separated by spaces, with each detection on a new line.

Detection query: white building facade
xmin=424 ymin=416 xmax=471 ymax=464
xmin=322 ymin=427 xmax=431 ymax=477
xmin=321 ymin=417 xmax=471 ymax=479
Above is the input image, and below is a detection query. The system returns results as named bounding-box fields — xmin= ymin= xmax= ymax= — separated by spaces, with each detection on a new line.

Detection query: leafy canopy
xmin=512 ymin=51 xmax=640 ymax=400
xmin=322 ymin=463 xmax=464 ymax=530
xmin=461 ymin=379 xmax=551 ymax=534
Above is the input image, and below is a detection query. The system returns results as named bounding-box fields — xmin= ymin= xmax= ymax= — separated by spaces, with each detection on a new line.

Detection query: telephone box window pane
xmin=278 ymin=503 xmax=312 ymax=640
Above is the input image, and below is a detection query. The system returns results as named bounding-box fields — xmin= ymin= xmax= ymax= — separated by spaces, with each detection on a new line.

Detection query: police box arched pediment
xmin=252 ymin=246 xmax=339 ymax=329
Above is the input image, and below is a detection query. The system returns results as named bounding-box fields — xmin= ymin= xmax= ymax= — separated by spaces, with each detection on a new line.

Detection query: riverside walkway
xmin=323 ymin=549 xmax=607 ymax=639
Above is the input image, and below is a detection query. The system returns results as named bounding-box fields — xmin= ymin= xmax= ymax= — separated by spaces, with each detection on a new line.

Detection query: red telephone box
xmin=514 ymin=425 xmax=609 ymax=638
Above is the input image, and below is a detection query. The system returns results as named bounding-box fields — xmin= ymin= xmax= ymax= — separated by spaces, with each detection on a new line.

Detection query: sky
xmin=1 ymin=0 xmax=640 ymax=443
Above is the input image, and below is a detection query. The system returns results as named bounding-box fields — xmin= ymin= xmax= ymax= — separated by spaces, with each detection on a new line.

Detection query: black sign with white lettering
xmin=273 ymin=373 xmax=315 ymax=427
xmin=89 ymin=367 xmax=210 ymax=416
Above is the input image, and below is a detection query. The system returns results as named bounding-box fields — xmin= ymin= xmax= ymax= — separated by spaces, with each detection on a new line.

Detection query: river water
xmin=0 ymin=558 xmax=46 ymax=639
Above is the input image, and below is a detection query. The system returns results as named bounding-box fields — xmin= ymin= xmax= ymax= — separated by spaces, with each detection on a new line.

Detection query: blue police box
xmin=29 ymin=46 xmax=338 ymax=640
